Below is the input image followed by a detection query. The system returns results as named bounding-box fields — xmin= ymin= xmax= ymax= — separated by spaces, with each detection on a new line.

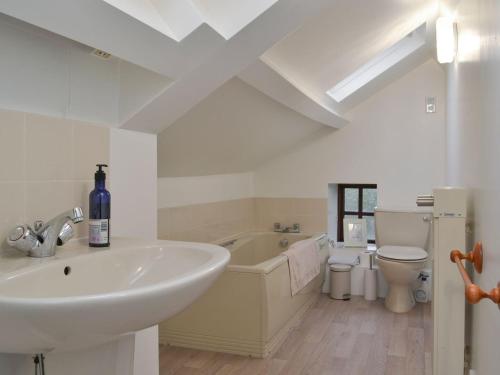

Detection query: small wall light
xmin=436 ymin=17 xmax=457 ymax=63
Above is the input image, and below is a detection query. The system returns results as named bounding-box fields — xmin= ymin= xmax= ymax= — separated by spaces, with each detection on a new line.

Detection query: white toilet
xmin=375 ymin=209 xmax=431 ymax=313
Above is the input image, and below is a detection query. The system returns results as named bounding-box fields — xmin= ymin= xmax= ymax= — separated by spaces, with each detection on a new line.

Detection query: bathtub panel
xmin=264 ymin=244 xmax=329 ymax=341
xmin=159 ymin=232 xmax=328 ymax=358
xmin=160 ymin=270 xmax=263 ymax=341
xmin=264 ymin=262 xmax=315 ymax=341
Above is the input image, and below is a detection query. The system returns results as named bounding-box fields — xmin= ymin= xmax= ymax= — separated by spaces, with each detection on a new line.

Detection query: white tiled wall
xmin=0 ymin=109 xmax=109 ymax=249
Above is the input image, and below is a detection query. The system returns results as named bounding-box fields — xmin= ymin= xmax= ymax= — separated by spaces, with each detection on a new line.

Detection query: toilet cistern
xmin=7 ymin=207 xmax=84 ymax=258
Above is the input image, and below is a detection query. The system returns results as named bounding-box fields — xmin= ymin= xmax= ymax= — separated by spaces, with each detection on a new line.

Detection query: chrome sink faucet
xmin=7 ymin=207 xmax=84 ymax=257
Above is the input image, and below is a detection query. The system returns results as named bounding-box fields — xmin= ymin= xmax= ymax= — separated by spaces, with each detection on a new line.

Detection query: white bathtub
xmin=159 ymin=232 xmax=329 ymax=357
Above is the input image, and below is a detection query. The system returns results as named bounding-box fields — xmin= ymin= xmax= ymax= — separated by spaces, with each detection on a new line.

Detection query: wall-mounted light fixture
xmin=436 ymin=17 xmax=457 ymax=63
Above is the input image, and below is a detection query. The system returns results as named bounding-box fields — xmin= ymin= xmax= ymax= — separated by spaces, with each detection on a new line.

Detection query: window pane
xmin=344 ymin=188 xmax=359 ymax=212
xmin=343 ymin=214 xmax=359 ymax=241
xmin=365 ymin=215 xmax=375 ymax=241
xmin=344 ymin=214 xmax=359 ymax=221
xmin=362 ymin=188 xmax=377 ymax=213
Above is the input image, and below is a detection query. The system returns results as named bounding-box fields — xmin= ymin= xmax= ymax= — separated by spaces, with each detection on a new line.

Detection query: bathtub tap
xmin=273 ymin=223 xmax=301 ymax=233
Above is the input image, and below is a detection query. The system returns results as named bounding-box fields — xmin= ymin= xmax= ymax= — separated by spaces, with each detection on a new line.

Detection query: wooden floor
xmin=159 ymin=295 xmax=432 ymax=375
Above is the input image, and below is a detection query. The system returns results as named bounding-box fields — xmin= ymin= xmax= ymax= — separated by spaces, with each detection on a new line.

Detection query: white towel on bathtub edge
xmin=283 ymin=239 xmax=320 ymax=296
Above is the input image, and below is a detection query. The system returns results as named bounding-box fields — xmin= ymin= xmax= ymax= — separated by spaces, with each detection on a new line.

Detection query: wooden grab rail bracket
xmin=450 ymin=242 xmax=500 ymax=305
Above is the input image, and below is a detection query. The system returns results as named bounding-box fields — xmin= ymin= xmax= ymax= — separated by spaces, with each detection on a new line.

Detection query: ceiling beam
xmin=121 ymin=0 xmax=343 ymax=133
xmin=239 ymin=60 xmax=348 ymax=128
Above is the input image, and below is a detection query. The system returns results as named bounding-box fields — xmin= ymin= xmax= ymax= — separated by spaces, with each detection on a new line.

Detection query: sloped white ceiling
xmin=158 ymin=78 xmax=332 ymax=177
xmin=0 ymin=0 xmax=440 ymax=133
xmin=263 ymin=0 xmax=437 ymax=93
xmin=101 ymin=0 xmax=278 ymax=41
xmin=122 ymin=0 xmax=347 ymax=133
xmin=1 ymin=0 xmax=352 ymax=132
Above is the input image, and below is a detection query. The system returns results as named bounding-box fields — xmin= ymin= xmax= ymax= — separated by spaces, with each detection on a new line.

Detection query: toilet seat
xmin=376 ymin=245 xmax=428 ymax=262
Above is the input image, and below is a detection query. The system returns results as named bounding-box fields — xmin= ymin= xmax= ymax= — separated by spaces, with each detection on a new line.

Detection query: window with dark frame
xmin=337 ymin=184 xmax=378 ymax=244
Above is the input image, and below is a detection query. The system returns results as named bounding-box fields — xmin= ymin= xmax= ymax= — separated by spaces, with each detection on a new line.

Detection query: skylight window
xmin=326 ymin=24 xmax=426 ymax=102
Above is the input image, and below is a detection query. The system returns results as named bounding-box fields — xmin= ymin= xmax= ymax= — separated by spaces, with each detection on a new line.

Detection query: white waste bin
xmin=330 ymin=264 xmax=351 ymax=300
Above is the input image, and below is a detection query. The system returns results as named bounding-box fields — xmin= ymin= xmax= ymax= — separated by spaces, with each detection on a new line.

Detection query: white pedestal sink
xmin=0 ymin=238 xmax=230 ymax=354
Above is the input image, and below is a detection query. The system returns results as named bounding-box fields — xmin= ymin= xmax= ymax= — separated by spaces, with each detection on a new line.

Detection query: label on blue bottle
xmin=89 ymin=219 xmax=109 ymax=244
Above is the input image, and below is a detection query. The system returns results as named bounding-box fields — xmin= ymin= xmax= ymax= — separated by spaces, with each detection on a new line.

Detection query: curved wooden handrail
xmin=450 ymin=242 xmax=500 ymax=304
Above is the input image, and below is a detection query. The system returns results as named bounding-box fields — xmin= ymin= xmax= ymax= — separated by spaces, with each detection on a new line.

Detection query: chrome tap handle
xmin=7 ymin=225 xmax=40 ymax=255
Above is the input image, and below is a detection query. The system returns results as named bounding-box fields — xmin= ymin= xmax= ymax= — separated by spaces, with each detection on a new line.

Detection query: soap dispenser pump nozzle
xmin=95 ymin=164 xmax=108 ymax=182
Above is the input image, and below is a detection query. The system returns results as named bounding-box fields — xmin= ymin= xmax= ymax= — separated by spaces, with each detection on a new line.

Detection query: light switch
xmin=426 ymin=97 xmax=436 ymax=113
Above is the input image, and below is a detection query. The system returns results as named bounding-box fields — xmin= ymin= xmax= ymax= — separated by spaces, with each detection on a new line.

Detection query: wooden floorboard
xmin=160 ymin=296 xmax=432 ymax=375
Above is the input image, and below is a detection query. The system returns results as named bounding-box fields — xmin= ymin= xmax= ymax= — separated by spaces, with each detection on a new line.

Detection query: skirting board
xmin=159 ymin=294 xmax=319 ymax=358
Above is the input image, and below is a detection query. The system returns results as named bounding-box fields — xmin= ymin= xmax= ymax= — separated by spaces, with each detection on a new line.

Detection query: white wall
xmin=157 ymin=78 xmax=327 ymax=177
xmin=445 ymin=1 xmax=500 ymax=373
xmin=110 ymin=129 xmax=158 ymax=239
xmin=0 ymin=13 xmax=169 ymax=126
xmin=254 ymin=59 xmax=446 ymax=210
xmin=327 ymin=184 xmax=339 ymax=240
xmin=158 ymin=173 xmax=254 ymax=208
xmin=109 ymin=128 xmax=158 ymax=375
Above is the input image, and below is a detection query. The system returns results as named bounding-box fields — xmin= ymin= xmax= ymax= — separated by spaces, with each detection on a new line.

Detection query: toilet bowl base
xmin=385 ymin=284 xmax=416 ymax=313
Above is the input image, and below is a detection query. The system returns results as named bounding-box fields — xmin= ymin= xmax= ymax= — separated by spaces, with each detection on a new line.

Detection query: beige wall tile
xmin=158 ymin=198 xmax=257 ymax=242
xmin=186 ymin=229 xmax=213 ymax=243
xmin=157 ymin=208 xmax=171 ymax=239
xmin=168 ymin=206 xmax=194 ymax=233
xmin=73 ymin=180 xmax=94 ymax=239
xmin=0 ymin=110 xmax=25 ymax=181
xmin=300 ymin=214 xmax=327 ymax=233
xmin=25 ymin=181 xmax=75 ymax=226
xmin=0 ymin=109 xmax=110 ymax=248
xmin=25 ymin=114 xmax=73 ymax=181
xmin=269 ymin=198 xmax=295 ymax=216
xmin=0 ymin=183 xmax=25 ymax=250
xmin=73 ymin=180 xmax=94 ymax=211
xmin=239 ymin=198 xmax=255 ymax=219
xmin=294 ymin=198 xmax=327 ymax=216
xmin=191 ymin=202 xmax=218 ymax=228
xmin=158 ymin=197 xmax=327 ymax=242
xmin=254 ymin=197 xmax=327 ymax=234
xmin=74 ymin=121 xmax=110 ymax=180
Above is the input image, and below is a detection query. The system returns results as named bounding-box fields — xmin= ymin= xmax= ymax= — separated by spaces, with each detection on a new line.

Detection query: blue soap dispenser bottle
xmin=89 ymin=164 xmax=110 ymax=247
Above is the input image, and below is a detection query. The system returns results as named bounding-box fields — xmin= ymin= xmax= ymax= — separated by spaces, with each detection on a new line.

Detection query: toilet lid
xmin=377 ymin=246 xmax=428 ymax=261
